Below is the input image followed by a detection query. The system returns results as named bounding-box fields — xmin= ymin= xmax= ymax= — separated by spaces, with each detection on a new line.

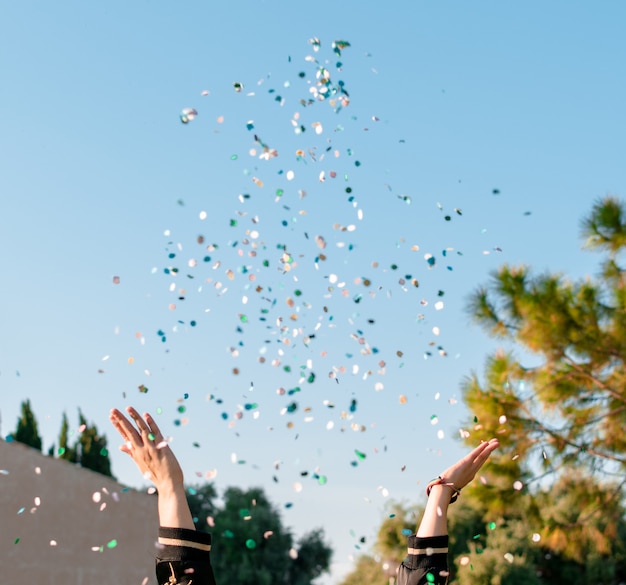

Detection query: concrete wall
xmin=1 ymin=439 xmax=158 ymax=584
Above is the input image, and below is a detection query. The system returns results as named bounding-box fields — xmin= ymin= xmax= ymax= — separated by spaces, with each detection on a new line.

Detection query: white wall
xmin=1 ymin=439 xmax=158 ymax=584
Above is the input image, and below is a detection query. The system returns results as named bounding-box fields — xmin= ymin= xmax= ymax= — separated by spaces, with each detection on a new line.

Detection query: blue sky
xmin=2 ymin=1 xmax=626 ymax=583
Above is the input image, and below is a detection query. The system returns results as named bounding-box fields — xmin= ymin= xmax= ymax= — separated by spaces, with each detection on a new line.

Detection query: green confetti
xmin=14 ymin=537 xmax=20 ymax=545
xmin=107 ymin=539 xmax=117 ymax=549
xmin=355 ymin=450 xmax=366 ymax=461
xmin=245 ymin=539 xmax=256 ymax=549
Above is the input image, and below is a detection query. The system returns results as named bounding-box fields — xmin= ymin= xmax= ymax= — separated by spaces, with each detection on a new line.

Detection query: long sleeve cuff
xmin=404 ymin=534 xmax=448 ymax=568
xmin=156 ymin=527 xmax=216 ymax=585
xmin=397 ymin=535 xmax=449 ymax=585
xmin=157 ymin=527 xmax=212 ymax=561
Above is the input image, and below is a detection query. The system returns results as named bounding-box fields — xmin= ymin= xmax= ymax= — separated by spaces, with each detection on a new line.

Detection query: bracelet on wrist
xmin=425 ymin=476 xmax=461 ymax=503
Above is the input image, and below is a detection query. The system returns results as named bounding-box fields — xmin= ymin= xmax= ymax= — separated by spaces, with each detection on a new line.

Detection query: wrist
xmin=426 ymin=476 xmax=461 ymax=503
xmin=156 ymin=482 xmax=186 ymax=499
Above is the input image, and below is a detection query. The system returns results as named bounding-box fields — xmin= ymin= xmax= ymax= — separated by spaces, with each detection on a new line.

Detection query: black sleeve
xmin=155 ymin=527 xmax=217 ymax=585
xmin=396 ymin=534 xmax=449 ymax=585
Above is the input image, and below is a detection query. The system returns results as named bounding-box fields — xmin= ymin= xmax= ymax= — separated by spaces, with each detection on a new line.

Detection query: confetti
xmin=180 ymin=108 xmax=198 ymax=124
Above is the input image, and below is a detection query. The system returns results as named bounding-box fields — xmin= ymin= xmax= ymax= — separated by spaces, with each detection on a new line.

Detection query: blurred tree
xmin=194 ymin=485 xmax=331 ymax=585
xmin=462 ymin=196 xmax=626 ymax=499
xmin=13 ymin=399 xmax=42 ymax=451
xmin=57 ymin=411 xmax=77 ymax=462
xmin=75 ymin=409 xmax=114 ymax=478
xmin=186 ymin=483 xmax=218 ymax=531
xmin=453 ymin=196 xmax=626 ymax=583
xmin=375 ymin=501 xmax=422 ymax=564
xmin=449 ymin=473 xmax=626 ymax=585
xmin=340 ymin=197 xmax=626 ymax=585
xmin=286 ymin=527 xmax=333 ymax=585
xmin=339 ymin=501 xmax=423 ymax=585
xmin=341 ymin=486 xmax=626 ymax=584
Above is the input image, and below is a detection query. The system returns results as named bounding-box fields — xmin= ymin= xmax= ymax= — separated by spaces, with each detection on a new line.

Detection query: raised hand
xmin=436 ymin=438 xmax=499 ymax=495
xmin=109 ymin=406 xmax=184 ymax=492
xmin=110 ymin=406 xmax=194 ymax=529
xmin=417 ymin=439 xmax=499 ymax=538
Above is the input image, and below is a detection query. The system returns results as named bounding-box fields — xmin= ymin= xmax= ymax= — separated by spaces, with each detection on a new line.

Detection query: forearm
xmin=158 ymin=484 xmax=195 ymax=530
xmin=416 ymin=485 xmax=452 ymax=537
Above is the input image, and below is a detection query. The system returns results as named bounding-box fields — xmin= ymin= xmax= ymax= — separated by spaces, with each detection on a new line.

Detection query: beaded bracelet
xmin=425 ymin=476 xmax=461 ymax=503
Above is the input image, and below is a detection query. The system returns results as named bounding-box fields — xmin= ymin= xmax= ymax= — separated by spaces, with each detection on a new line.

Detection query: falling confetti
xmin=180 ymin=108 xmax=198 ymax=124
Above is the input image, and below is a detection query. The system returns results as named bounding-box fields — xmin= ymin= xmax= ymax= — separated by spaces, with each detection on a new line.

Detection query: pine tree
xmin=13 ymin=399 xmax=42 ymax=451
xmin=463 ymin=196 xmax=626 ymax=490
xmin=455 ymin=196 xmax=626 ymax=582
xmin=57 ymin=412 xmax=77 ymax=462
xmin=75 ymin=410 xmax=114 ymax=478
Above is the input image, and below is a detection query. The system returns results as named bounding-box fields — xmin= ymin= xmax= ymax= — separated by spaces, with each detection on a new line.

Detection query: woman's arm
xmin=110 ymin=406 xmax=194 ymax=530
xmin=396 ymin=439 xmax=499 ymax=585
xmin=417 ymin=439 xmax=499 ymax=537
xmin=110 ymin=406 xmax=216 ymax=585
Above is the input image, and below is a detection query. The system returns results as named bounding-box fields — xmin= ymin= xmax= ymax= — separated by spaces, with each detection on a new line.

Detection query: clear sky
xmin=2 ymin=1 xmax=625 ymax=583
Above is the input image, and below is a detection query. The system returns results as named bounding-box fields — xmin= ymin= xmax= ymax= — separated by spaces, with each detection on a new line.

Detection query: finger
xmin=460 ymin=441 xmax=491 ymax=467
xmin=119 ymin=443 xmax=132 ymax=455
xmin=471 ymin=440 xmax=499 ymax=469
xmin=110 ymin=408 xmax=143 ymax=446
xmin=109 ymin=417 xmax=129 ymax=442
xmin=126 ymin=406 xmax=151 ymax=436
xmin=144 ymin=412 xmax=165 ymax=442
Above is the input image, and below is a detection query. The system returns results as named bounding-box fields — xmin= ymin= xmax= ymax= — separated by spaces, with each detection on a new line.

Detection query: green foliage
xmin=57 ymin=412 xmax=77 ymax=462
xmin=75 ymin=410 xmax=114 ymax=477
xmin=449 ymin=477 xmax=626 ymax=585
xmin=457 ymin=196 xmax=626 ymax=583
xmin=187 ymin=485 xmax=331 ymax=585
xmin=338 ymin=501 xmax=423 ymax=585
xmin=13 ymin=399 xmax=42 ymax=451
xmin=374 ymin=501 xmax=422 ymax=563
xmin=464 ymin=197 xmax=626 ymax=480
xmin=52 ymin=409 xmax=112 ymax=477
xmin=186 ymin=483 xmax=218 ymax=530
xmin=11 ymin=403 xmax=113 ymax=477
xmin=342 ymin=199 xmax=626 ymax=584
xmin=453 ymin=519 xmax=543 ymax=585
xmin=286 ymin=527 xmax=333 ymax=585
